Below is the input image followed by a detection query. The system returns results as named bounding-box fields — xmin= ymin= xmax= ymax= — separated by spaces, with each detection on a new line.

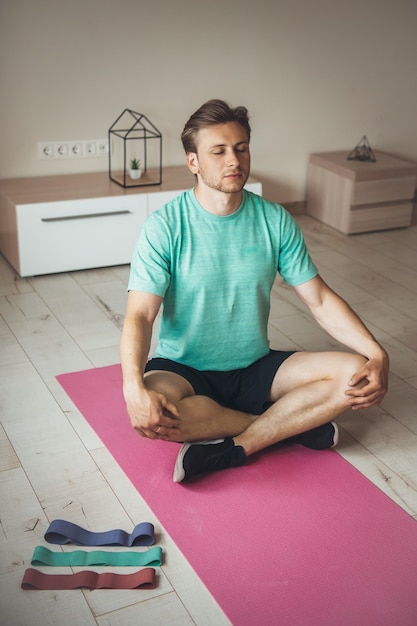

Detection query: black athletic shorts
xmin=144 ymin=350 xmax=295 ymax=415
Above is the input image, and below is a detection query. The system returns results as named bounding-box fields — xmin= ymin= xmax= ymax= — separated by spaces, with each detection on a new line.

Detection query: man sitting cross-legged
xmin=120 ymin=99 xmax=389 ymax=483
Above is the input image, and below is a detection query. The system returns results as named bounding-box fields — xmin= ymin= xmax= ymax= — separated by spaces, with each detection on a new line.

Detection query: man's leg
xmin=234 ymin=351 xmax=366 ymax=455
xmin=144 ymin=370 xmax=256 ymax=441
xmin=173 ymin=351 xmax=367 ymax=481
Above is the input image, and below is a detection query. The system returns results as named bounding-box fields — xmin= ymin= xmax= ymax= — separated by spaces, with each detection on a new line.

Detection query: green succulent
xmin=130 ymin=158 xmax=141 ymax=170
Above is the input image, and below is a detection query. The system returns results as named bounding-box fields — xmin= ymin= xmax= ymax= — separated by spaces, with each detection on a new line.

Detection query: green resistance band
xmin=31 ymin=545 xmax=162 ymax=567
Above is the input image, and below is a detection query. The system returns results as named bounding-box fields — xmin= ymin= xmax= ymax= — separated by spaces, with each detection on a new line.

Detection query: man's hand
xmin=125 ymin=387 xmax=180 ymax=439
xmin=344 ymin=354 xmax=389 ymax=409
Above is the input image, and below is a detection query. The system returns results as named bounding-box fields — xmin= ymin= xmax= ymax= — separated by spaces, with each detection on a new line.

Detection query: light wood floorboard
xmin=1 ymin=213 xmax=416 ymax=625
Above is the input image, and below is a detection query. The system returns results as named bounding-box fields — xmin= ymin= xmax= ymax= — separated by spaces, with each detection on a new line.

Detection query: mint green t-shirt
xmin=128 ymin=189 xmax=318 ymax=370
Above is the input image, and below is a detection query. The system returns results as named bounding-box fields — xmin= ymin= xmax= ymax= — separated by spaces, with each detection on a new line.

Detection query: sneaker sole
xmin=173 ymin=442 xmax=192 ymax=483
xmin=331 ymin=422 xmax=339 ymax=448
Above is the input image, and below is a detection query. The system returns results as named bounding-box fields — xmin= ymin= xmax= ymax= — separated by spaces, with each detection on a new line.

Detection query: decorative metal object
xmin=347 ymin=135 xmax=376 ymax=162
xmin=108 ymin=109 xmax=162 ymax=187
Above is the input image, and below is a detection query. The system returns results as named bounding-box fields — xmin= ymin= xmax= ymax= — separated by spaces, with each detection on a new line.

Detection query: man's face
xmin=186 ymin=122 xmax=250 ymax=194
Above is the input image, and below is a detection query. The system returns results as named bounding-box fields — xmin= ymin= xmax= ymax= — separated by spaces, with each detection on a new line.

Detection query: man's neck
xmin=194 ymin=185 xmax=243 ymax=216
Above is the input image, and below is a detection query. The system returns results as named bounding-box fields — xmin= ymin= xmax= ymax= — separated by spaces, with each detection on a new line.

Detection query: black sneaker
xmin=288 ymin=422 xmax=339 ymax=450
xmin=173 ymin=437 xmax=247 ymax=483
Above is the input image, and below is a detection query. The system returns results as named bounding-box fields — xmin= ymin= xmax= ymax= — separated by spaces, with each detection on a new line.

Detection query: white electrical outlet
xmin=56 ymin=143 xmax=69 ymax=158
xmin=38 ymin=143 xmax=55 ymax=159
xmin=69 ymin=142 xmax=83 ymax=157
xmin=84 ymin=141 xmax=97 ymax=157
xmin=38 ymin=138 xmax=109 ymax=160
xmin=97 ymin=139 xmax=109 ymax=155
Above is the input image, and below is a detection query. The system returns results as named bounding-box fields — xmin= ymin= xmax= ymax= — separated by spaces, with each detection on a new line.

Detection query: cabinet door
xmin=17 ymin=195 xmax=148 ymax=276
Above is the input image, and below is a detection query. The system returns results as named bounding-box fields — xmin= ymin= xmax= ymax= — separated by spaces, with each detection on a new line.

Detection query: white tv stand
xmin=0 ymin=168 xmax=261 ymax=277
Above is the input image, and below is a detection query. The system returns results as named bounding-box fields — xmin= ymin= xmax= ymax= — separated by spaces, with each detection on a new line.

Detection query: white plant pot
xmin=129 ymin=168 xmax=142 ymax=180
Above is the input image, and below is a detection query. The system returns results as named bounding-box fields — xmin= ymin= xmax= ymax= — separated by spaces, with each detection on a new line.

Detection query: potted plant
xmin=129 ymin=158 xmax=142 ymax=180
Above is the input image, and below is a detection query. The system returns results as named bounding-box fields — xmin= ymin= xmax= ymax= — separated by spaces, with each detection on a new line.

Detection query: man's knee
xmin=341 ymin=353 xmax=367 ymax=385
xmin=144 ymin=370 xmax=195 ymax=401
xmin=346 ymin=354 xmax=367 ymax=388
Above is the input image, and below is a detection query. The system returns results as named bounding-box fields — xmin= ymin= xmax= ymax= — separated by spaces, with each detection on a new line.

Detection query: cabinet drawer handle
xmin=41 ymin=210 xmax=132 ymax=223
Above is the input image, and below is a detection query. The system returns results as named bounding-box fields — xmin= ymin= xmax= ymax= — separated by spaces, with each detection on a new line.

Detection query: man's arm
xmin=120 ymin=290 xmax=179 ymax=436
xmin=293 ymin=275 xmax=389 ymax=408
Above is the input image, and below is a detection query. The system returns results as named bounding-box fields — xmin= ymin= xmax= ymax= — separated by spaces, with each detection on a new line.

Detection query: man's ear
xmin=186 ymin=152 xmax=199 ymax=175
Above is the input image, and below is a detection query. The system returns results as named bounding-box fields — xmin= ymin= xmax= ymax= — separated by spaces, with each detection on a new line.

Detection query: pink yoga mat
xmin=57 ymin=365 xmax=417 ymax=625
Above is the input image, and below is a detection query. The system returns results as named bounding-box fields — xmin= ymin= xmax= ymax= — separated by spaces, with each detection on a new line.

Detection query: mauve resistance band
xmin=21 ymin=568 xmax=156 ymax=590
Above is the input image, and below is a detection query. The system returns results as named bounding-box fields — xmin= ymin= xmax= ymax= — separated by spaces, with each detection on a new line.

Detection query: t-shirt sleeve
xmin=277 ymin=209 xmax=318 ymax=286
xmin=127 ymin=213 xmax=171 ymax=295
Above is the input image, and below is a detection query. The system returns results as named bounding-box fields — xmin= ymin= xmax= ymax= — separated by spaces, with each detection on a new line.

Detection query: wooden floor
xmin=1 ymin=213 xmax=416 ymax=625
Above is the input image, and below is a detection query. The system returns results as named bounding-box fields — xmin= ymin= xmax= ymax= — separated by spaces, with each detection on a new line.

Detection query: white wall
xmin=1 ymin=0 xmax=416 ymax=202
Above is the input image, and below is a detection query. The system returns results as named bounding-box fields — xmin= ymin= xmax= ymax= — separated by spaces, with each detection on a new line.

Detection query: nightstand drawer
xmin=348 ymin=202 xmax=413 ymax=234
xmin=352 ymin=176 xmax=415 ymax=206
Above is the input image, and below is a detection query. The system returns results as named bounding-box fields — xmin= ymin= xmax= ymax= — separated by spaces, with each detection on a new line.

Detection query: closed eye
xmin=211 ymin=145 xmax=249 ymax=156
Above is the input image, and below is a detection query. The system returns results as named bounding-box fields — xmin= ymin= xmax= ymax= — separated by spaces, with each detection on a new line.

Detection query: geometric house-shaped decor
xmin=108 ymin=109 xmax=162 ymax=188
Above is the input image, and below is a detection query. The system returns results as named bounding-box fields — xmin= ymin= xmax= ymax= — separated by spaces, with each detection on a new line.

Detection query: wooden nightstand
xmin=306 ymin=150 xmax=416 ymax=234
